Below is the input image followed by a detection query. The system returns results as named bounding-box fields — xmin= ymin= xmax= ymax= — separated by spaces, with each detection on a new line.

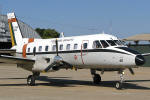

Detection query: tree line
xmin=35 ymin=28 xmax=60 ymax=39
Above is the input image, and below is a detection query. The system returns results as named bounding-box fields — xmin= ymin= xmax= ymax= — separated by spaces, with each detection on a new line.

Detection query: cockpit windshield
xmin=93 ymin=40 xmax=102 ymax=48
xmin=100 ymin=40 xmax=109 ymax=48
xmin=119 ymin=40 xmax=126 ymax=46
xmin=114 ymin=40 xmax=123 ymax=45
xmin=106 ymin=40 xmax=116 ymax=46
xmin=93 ymin=39 xmax=125 ymax=49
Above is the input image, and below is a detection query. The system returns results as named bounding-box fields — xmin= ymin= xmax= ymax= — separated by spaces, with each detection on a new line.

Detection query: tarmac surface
xmin=0 ymin=64 xmax=150 ymax=100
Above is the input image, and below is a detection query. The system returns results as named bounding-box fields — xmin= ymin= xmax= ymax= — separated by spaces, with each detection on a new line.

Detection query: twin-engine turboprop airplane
xmin=0 ymin=12 xmax=147 ymax=89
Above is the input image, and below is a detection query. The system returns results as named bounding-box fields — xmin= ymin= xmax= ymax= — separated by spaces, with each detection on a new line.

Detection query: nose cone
xmin=135 ymin=55 xmax=145 ymax=66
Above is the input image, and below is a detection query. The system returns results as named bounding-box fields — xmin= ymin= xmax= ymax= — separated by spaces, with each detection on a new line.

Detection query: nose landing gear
xmin=115 ymin=71 xmax=124 ymax=89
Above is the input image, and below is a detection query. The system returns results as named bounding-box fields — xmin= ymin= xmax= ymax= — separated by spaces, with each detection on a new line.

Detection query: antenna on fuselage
xmin=60 ymin=32 xmax=64 ymax=38
xmin=109 ymin=20 xmax=112 ymax=35
xmin=102 ymin=30 xmax=105 ymax=34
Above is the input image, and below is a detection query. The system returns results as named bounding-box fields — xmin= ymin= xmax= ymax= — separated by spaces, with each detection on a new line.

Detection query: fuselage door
xmin=80 ymin=40 xmax=89 ymax=64
xmin=81 ymin=40 xmax=89 ymax=54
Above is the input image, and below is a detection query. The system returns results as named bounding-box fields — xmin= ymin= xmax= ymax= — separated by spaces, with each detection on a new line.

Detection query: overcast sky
xmin=1 ymin=0 xmax=150 ymax=38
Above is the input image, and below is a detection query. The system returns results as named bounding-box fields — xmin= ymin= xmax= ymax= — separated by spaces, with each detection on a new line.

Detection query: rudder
xmin=7 ymin=12 xmax=23 ymax=46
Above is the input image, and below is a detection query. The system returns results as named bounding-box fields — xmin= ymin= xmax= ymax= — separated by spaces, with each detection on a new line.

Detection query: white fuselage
xmin=12 ymin=33 xmax=143 ymax=72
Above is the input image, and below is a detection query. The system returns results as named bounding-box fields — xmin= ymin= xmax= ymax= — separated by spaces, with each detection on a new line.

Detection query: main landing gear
xmin=27 ymin=72 xmax=40 ymax=86
xmin=90 ymin=69 xmax=125 ymax=89
xmin=115 ymin=71 xmax=124 ymax=89
xmin=90 ymin=69 xmax=101 ymax=84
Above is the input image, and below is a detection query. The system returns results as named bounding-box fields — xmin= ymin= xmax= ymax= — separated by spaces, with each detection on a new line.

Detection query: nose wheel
xmin=115 ymin=82 xmax=123 ymax=89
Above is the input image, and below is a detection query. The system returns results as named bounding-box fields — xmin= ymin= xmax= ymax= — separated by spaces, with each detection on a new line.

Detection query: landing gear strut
xmin=90 ymin=69 xmax=101 ymax=84
xmin=27 ymin=72 xmax=40 ymax=86
xmin=115 ymin=71 xmax=124 ymax=89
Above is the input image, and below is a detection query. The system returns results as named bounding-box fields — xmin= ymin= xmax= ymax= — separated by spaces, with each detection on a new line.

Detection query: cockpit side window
xmin=106 ymin=40 xmax=116 ymax=46
xmin=93 ymin=40 xmax=102 ymax=48
xmin=100 ymin=40 xmax=109 ymax=48
xmin=119 ymin=40 xmax=126 ymax=46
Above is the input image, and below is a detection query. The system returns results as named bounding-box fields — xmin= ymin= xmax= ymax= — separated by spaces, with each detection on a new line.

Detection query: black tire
xmin=115 ymin=82 xmax=122 ymax=89
xmin=93 ymin=74 xmax=101 ymax=84
xmin=27 ymin=75 xmax=35 ymax=86
xmin=33 ymin=72 xmax=40 ymax=76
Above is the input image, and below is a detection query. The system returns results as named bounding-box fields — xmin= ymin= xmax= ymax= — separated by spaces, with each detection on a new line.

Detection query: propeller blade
xmin=129 ymin=68 xmax=135 ymax=75
xmin=55 ymin=39 xmax=58 ymax=56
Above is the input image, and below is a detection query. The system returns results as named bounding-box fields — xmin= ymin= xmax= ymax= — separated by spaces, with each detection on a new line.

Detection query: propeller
xmin=54 ymin=39 xmax=62 ymax=62
xmin=44 ymin=39 xmax=65 ymax=72
xmin=128 ymin=68 xmax=135 ymax=75
xmin=55 ymin=39 xmax=59 ymax=56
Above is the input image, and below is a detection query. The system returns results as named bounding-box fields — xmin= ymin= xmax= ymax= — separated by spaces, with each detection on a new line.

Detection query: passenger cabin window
xmin=106 ymin=40 xmax=116 ymax=46
xmin=74 ymin=44 xmax=78 ymax=50
xmin=28 ymin=48 xmax=30 ymax=52
xmin=39 ymin=46 xmax=42 ymax=52
xmin=66 ymin=44 xmax=70 ymax=50
xmin=52 ymin=45 xmax=56 ymax=51
xmin=83 ymin=43 xmax=88 ymax=49
xmin=59 ymin=45 xmax=63 ymax=50
xmin=100 ymin=40 xmax=109 ymax=48
xmin=45 ymin=46 xmax=49 ymax=51
xmin=93 ymin=40 xmax=102 ymax=48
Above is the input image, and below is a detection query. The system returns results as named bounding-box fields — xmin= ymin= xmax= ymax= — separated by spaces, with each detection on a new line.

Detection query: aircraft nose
xmin=135 ymin=55 xmax=145 ymax=66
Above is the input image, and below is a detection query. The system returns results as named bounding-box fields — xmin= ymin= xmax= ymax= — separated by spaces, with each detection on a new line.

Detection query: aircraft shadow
xmin=36 ymin=76 xmax=150 ymax=90
xmin=0 ymin=77 xmax=26 ymax=80
xmin=0 ymin=76 xmax=150 ymax=90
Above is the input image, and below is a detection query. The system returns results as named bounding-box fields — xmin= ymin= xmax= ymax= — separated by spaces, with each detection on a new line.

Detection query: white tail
xmin=7 ymin=12 xmax=23 ymax=46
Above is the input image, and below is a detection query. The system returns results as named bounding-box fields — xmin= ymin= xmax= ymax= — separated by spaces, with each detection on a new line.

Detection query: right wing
xmin=141 ymin=53 xmax=150 ymax=56
xmin=0 ymin=55 xmax=35 ymax=64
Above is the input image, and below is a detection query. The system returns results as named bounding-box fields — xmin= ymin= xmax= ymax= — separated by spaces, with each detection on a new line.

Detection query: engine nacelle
xmin=32 ymin=57 xmax=55 ymax=72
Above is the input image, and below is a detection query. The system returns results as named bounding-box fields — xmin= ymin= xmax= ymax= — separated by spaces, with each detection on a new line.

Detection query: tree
xmin=35 ymin=28 xmax=60 ymax=39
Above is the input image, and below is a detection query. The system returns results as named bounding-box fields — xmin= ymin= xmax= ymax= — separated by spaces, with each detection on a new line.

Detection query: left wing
xmin=0 ymin=49 xmax=16 ymax=54
xmin=0 ymin=55 xmax=35 ymax=64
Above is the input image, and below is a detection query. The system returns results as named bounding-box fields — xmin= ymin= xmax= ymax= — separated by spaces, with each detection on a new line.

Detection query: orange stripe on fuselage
xmin=28 ymin=38 xmax=34 ymax=43
xmin=8 ymin=18 xmax=17 ymax=23
xmin=22 ymin=38 xmax=34 ymax=58
xmin=22 ymin=44 xmax=27 ymax=58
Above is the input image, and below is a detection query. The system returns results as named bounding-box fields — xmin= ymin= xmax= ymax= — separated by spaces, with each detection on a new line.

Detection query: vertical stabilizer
xmin=7 ymin=12 xmax=23 ymax=46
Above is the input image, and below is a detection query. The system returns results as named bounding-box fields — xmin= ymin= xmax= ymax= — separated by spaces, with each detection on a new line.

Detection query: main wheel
xmin=93 ymin=74 xmax=101 ymax=84
xmin=115 ymin=82 xmax=123 ymax=89
xmin=27 ymin=75 xmax=35 ymax=86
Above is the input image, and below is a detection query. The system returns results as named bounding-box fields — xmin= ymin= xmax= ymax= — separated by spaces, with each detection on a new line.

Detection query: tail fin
xmin=7 ymin=12 xmax=23 ymax=46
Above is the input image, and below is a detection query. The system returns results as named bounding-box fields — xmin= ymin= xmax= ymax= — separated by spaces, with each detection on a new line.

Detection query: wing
xmin=141 ymin=53 xmax=150 ymax=56
xmin=0 ymin=55 xmax=35 ymax=64
xmin=0 ymin=49 xmax=16 ymax=54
